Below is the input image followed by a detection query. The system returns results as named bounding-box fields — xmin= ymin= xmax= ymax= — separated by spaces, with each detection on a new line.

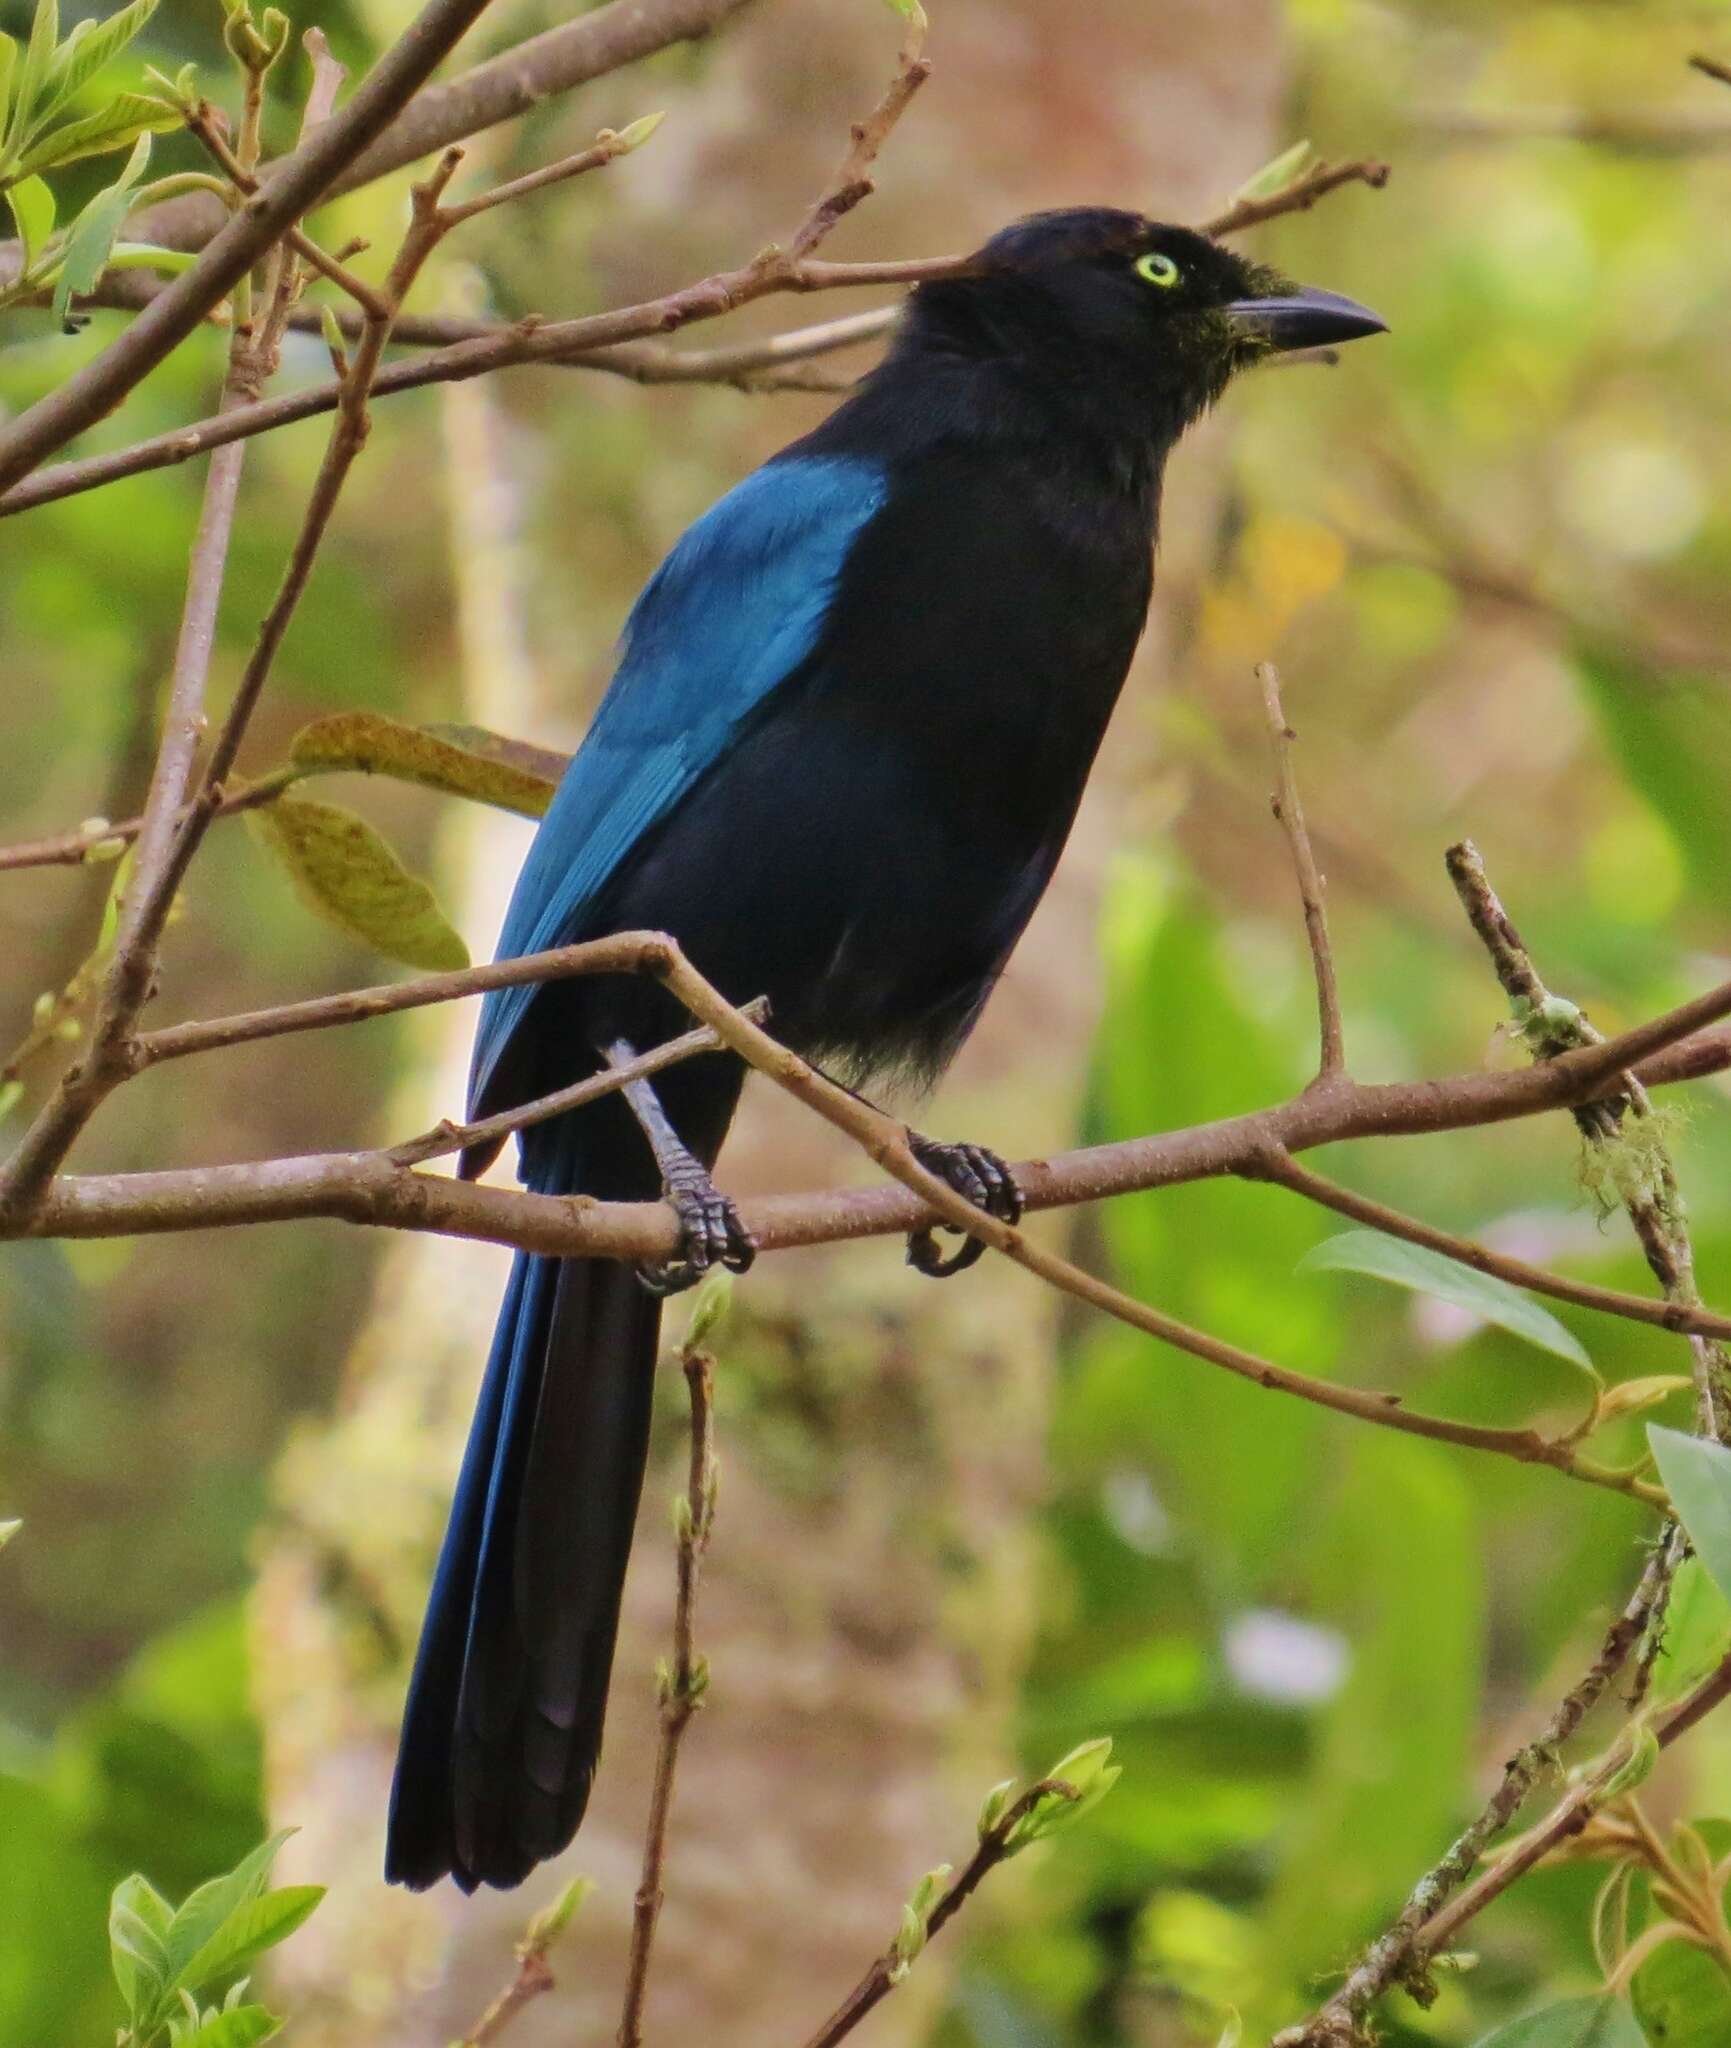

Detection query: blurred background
xmin=4 ymin=0 xmax=1731 ymax=2042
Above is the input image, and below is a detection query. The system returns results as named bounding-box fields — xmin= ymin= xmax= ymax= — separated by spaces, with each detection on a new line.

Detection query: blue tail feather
xmin=386 ymin=1120 xmax=661 ymax=1891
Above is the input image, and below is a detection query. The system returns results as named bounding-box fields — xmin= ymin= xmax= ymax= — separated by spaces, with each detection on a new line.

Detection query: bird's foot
xmin=905 ymin=1134 xmax=1024 ymax=1279
xmin=637 ymin=1162 xmax=757 ymax=1296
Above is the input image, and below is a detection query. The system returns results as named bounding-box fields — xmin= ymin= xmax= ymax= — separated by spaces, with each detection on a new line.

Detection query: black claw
xmin=905 ymin=1136 xmax=1023 ymax=1280
xmin=637 ymin=1166 xmax=757 ymax=1296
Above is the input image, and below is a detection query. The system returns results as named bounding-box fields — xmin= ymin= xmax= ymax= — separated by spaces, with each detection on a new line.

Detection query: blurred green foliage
xmin=5 ymin=0 xmax=1731 ymax=2042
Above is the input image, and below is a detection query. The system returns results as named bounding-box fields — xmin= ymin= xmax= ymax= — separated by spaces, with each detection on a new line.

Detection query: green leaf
xmin=1598 ymin=1720 xmax=1661 ymax=1802
xmin=1645 ymin=1556 xmax=1731 ymax=1708
xmin=250 ymin=795 xmax=469 ymax=970
xmin=1298 ymin=1230 xmax=1597 ymax=1377
xmin=1649 ymin=1427 xmax=1731 ymax=1605
xmin=170 ymin=2006 xmax=282 ymax=2048
xmin=1632 ymin=1927 xmax=1731 ymax=2046
xmin=1574 ymin=640 xmax=1731 ymax=914
xmin=5 ymin=0 xmax=58 ymax=157
xmin=522 ymin=1875 xmax=594 ymax=1955
xmin=1262 ymin=1434 xmax=1482 ymax=1981
xmin=160 ymin=1832 xmax=293 ymax=1992
xmin=173 ymin=1888 xmax=323 ymax=2000
xmin=36 ymin=0 xmax=161 ymax=129
xmin=15 ymin=89 xmax=180 ymax=175
xmin=289 ymin=711 xmax=560 ymax=819
xmin=683 ymin=1268 xmax=733 ymax=1349
xmin=0 ymin=1516 xmax=19 ymax=1549
xmin=109 ymin=1872 xmax=172 ymax=2025
xmin=0 ymin=34 xmax=17 ymax=134
xmin=52 ymin=129 xmax=149 ymax=327
xmin=1005 ymin=1738 xmax=1122 ymax=1849
xmin=5 ymin=173 xmax=54 ymax=273
xmin=1470 ymin=1996 xmax=1645 ymax=2047
xmin=1231 ymin=138 xmax=1313 ymax=203
xmin=614 ymin=109 xmax=666 ymax=153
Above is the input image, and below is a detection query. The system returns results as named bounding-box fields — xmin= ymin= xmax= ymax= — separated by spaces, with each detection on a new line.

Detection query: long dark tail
xmin=385 ymin=1114 xmax=660 ymax=1892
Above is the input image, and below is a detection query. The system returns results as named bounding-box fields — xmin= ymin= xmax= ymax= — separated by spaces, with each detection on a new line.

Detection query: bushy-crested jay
xmin=386 ymin=208 xmax=1384 ymax=1890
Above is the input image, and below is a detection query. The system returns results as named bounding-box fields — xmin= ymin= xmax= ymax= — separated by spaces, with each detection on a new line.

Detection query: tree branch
xmin=0 ymin=138 xmax=1392 ymax=522
xmin=618 ymin=1327 xmax=717 ymax=2048
xmin=456 ymin=1877 xmax=593 ymax=2048
xmin=1448 ymin=840 xmax=1731 ymax=1442
xmin=0 ymin=0 xmax=513 ymax=495
xmin=1202 ymin=155 xmax=1389 ymax=236
xmin=1410 ymin=1644 xmax=1731 ymax=1961
xmin=20 ymin=949 xmax=1731 ymax=1261
xmin=0 ymin=150 xmax=294 ymax=1218
xmin=1259 ymin=663 xmax=1346 ymax=1083
xmin=1275 ymin=1538 xmax=1676 ymax=2045
xmin=799 ymin=1777 xmax=1087 ymax=2048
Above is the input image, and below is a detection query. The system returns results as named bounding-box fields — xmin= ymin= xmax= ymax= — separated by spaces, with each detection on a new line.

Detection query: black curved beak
xmin=1226 ymin=285 xmax=1387 ymax=353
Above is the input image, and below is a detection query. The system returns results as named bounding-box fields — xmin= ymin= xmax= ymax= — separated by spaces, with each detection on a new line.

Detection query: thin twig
xmin=133 ymin=933 xmax=674 ymax=1065
xmin=456 ymin=1876 xmax=593 ymax=2047
xmin=634 ymin=949 xmax=1675 ymax=1509
xmin=1262 ymin=1152 xmax=1731 ymax=1344
xmin=104 ymin=0 xmax=757 ymax=258
xmin=1448 ymin=841 xmax=1731 ymax=1442
xmin=387 ymin=1002 xmax=767 ymax=1165
xmin=788 ymin=3 xmax=930 ymax=259
xmin=0 ymin=250 xmax=286 ymax=1218
xmin=1202 ymin=156 xmax=1390 ymax=237
xmin=0 ymin=0 xmax=515 ymax=496
xmin=0 ymin=770 xmax=295 ymax=874
xmin=440 ymin=122 xmax=657 ymax=225
xmin=1411 ymin=1644 xmax=1731 ymax=1957
xmin=1276 ymin=1538 xmax=1675 ymax=2044
xmin=1258 ymin=663 xmax=1346 ymax=1082
xmin=1275 ymin=844 xmax=1731 ymax=2045
xmin=799 ymin=1779 xmax=1078 ymax=2048
xmin=459 ymin=1950 xmax=554 ymax=2047
xmin=181 ymin=99 xmax=391 ymax=317
xmin=618 ymin=1336 xmax=717 ymax=2048
xmin=0 ymin=139 xmax=1392 ymax=521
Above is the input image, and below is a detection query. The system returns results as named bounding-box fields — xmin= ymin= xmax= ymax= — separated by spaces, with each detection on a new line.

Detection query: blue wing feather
xmin=470 ymin=453 xmax=886 ymax=1111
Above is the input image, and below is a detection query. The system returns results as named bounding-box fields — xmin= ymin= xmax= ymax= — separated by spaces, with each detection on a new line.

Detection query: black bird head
xmin=905 ymin=207 xmax=1385 ymax=451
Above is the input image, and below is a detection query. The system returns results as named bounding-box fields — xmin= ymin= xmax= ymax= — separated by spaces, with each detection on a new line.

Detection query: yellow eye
xmin=1135 ymin=250 xmax=1181 ymax=289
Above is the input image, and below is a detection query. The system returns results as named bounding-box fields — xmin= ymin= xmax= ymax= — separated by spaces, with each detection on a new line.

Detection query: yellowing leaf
xmin=250 ymin=795 xmax=468 ymax=971
xmin=288 ymin=711 xmax=561 ymax=819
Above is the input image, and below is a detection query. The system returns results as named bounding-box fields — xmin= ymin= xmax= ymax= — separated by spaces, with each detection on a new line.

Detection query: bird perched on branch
xmin=386 ymin=207 xmax=1384 ymax=1891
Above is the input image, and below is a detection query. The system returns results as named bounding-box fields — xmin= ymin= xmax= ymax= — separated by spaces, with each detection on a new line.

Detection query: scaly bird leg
xmin=904 ymin=1132 xmax=1024 ymax=1277
xmin=603 ymin=1038 xmax=757 ymax=1297
xmin=803 ymin=1060 xmax=1023 ymax=1280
